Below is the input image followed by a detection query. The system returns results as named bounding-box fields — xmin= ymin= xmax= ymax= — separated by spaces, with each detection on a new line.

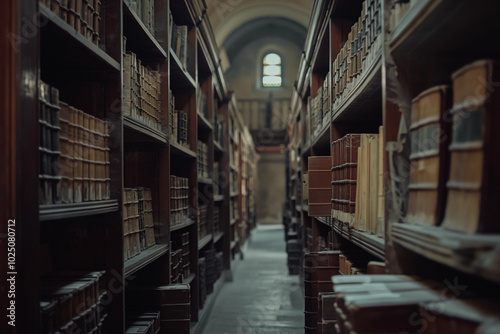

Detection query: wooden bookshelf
xmin=5 ymin=0 xmax=257 ymax=332
xmin=286 ymin=1 xmax=500 ymax=332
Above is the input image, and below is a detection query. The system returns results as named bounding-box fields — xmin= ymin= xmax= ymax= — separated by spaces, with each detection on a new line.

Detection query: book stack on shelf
xmin=170 ymin=176 xmax=190 ymax=226
xmin=43 ymin=83 xmax=111 ymax=205
xmin=41 ymin=0 xmax=102 ymax=46
xmin=169 ymin=14 xmax=188 ymax=69
xmin=125 ymin=311 xmax=161 ymax=334
xmin=123 ymin=187 xmax=156 ymax=260
xmin=170 ymin=108 xmax=189 ymax=147
xmin=39 ymin=81 xmax=61 ymax=205
xmin=309 ymin=74 xmax=331 ymax=136
xmin=197 ymin=141 xmax=209 ymax=178
xmin=197 ymin=204 xmax=208 ymax=241
xmin=339 ymin=251 xmax=371 ymax=275
xmin=123 ymin=49 xmax=163 ymax=133
xmin=196 ymin=86 xmax=208 ymax=118
xmin=203 ymin=249 xmax=216 ymax=295
xmin=181 ymin=232 xmax=190 ymax=279
xmin=230 ymin=170 xmax=238 ymax=193
xmin=125 ymin=0 xmax=155 ymax=34
xmin=308 ymin=156 xmax=331 ymax=217
xmin=332 ymin=0 xmax=382 ymax=110
xmin=213 ymin=162 xmax=223 ymax=196
xmin=127 ymin=284 xmax=191 ymax=334
xmin=213 ymin=206 xmax=220 ymax=234
xmin=214 ymin=114 xmax=225 ymax=147
xmin=40 ymin=271 xmax=106 ymax=334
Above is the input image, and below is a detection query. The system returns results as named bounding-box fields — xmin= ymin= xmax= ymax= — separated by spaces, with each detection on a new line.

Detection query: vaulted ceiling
xmin=206 ymin=0 xmax=313 ymax=63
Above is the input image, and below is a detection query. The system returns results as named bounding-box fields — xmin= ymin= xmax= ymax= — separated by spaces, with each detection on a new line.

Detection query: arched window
xmin=262 ymin=53 xmax=282 ymax=87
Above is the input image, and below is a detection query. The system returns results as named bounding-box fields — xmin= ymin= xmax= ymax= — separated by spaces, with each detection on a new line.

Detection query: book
xmin=308 ymin=156 xmax=332 ymax=217
xmin=443 ymin=59 xmax=500 ymax=234
xmin=407 ymin=86 xmax=451 ymax=226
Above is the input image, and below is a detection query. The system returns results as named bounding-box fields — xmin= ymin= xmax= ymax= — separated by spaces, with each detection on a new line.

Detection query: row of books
xmin=213 ymin=205 xmax=220 ymax=235
xmin=213 ymin=162 xmax=223 ymax=196
xmin=330 ymin=128 xmax=384 ymax=237
xmin=171 ymin=232 xmax=190 ymax=284
xmin=169 ymin=12 xmax=189 ymax=70
xmin=408 ymin=59 xmax=500 ymax=235
xmin=389 ymin=0 xmax=418 ymax=34
xmin=197 ymin=141 xmax=209 ymax=178
xmin=230 ymin=199 xmax=239 ymax=222
xmin=127 ymin=284 xmax=191 ymax=334
xmin=197 ymin=204 xmax=209 ymax=242
xmin=41 ymin=0 xmax=101 ymax=46
xmin=196 ymin=87 xmax=208 ymax=118
xmin=230 ymin=170 xmax=238 ymax=193
xmin=40 ymin=271 xmax=105 ymax=334
xmin=170 ymin=176 xmax=190 ymax=226
xmin=214 ymin=114 xmax=225 ymax=148
xmin=170 ymin=109 xmax=189 ymax=147
xmin=123 ymin=187 xmax=155 ymax=261
xmin=331 ymin=0 xmax=382 ymax=105
xmin=125 ymin=0 xmax=155 ymax=35
xmin=123 ymin=48 xmax=163 ymax=133
xmin=309 ymin=75 xmax=331 ymax=136
xmin=40 ymin=81 xmax=111 ymax=205
xmin=339 ymin=251 xmax=369 ymax=276
xmin=331 ymin=274 xmax=500 ymax=334
xmin=125 ymin=311 xmax=160 ymax=334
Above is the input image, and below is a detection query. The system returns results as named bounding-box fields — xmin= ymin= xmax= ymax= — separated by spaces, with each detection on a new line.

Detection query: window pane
xmin=264 ymin=53 xmax=281 ymax=65
xmin=263 ymin=76 xmax=282 ymax=87
xmin=263 ymin=65 xmax=281 ymax=76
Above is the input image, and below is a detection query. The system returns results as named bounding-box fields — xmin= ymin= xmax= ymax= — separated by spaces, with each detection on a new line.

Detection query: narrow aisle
xmin=203 ymin=225 xmax=304 ymax=334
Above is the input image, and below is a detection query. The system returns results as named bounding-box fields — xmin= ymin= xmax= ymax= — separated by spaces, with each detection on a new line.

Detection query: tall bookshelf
xmin=2 ymin=0 xmax=258 ymax=333
xmin=287 ymin=0 xmax=500 ymax=332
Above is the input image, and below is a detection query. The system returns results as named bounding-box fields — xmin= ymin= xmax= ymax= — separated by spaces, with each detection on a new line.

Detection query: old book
xmin=89 ymin=115 xmax=96 ymax=201
xmin=408 ymin=86 xmax=451 ymax=226
xmin=308 ymin=156 xmax=332 ymax=217
xmin=72 ymin=108 xmax=83 ymax=203
xmin=443 ymin=60 xmax=500 ymax=234
xmin=82 ymin=112 xmax=90 ymax=202
xmin=368 ymin=134 xmax=379 ymax=233
xmin=123 ymin=53 xmax=132 ymax=117
xmin=59 ymin=102 xmax=73 ymax=204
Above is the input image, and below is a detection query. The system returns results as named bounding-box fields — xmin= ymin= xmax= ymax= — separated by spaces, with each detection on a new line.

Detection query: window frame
xmin=261 ymin=51 xmax=283 ymax=88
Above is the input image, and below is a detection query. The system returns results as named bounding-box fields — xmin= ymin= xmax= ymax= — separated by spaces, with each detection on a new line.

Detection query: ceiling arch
xmin=206 ymin=0 xmax=313 ymax=47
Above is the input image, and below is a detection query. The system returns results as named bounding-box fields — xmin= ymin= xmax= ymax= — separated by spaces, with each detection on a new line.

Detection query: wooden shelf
xmin=332 ymin=48 xmax=382 ymax=123
xmin=124 ymin=116 xmax=168 ymax=144
xmin=40 ymin=200 xmax=119 ymax=221
xmin=198 ymin=176 xmax=213 ymax=185
xmin=214 ymin=195 xmax=224 ymax=202
xmin=39 ymin=4 xmax=120 ymax=75
xmin=198 ymin=112 xmax=212 ymax=131
xmin=123 ymin=2 xmax=167 ymax=61
xmin=332 ymin=219 xmax=385 ymax=260
xmin=391 ymin=223 xmax=500 ymax=284
xmin=170 ymin=141 xmax=197 ymax=159
xmin=124 ymin=244 xmax=169 ymax=278
xmin=169 ymin=48 xmax=196 ymax=90
xmin=171 ymin=218 xmax=196 ymax=231
xmin=183 ymin=273 xmax=196 ymax=285
xmin=214 ymin=141 xmax=224 ymax=154
xmin=198 ymin=234 xmax=213 ymax=250
xmin=311 ymin=121 xmax=330 ymax=150
xmin=214 ymin=232 xmax=224 ymax=243
xmin=315 ymin=216 xmax=330 ymax=227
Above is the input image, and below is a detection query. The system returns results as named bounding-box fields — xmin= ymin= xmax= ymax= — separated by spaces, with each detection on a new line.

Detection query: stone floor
xmin=202 ymin=224 xmax=304 ymax=334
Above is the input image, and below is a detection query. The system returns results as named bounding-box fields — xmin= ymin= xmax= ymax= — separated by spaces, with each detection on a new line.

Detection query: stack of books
xmin=41 ymin=82 xmax=111 ymax=205
xmin=41 ymin=0 xmax=102 ymax=46
xmin=169 ymin=12 xmax=188 ymax=70
xmin=40 ymin=271 xmax=106 ymax=334
xmin=197 ymin=205 xmax=208 ymax=241
xmin=125 ymin=0 xmax=155 ymax=35
xmin=214 ymin=114 xmax=225 ymax=147
xmin=39 ymin=81 xmax=61 ymax=205
xmin=170 ymin=176 xmax=190 ymax=226
xmin=170 ymin=109 xmax=188 ymax=147
xmin=123 ymin=49 xmax=162 ymax=133
xmin=197 ymin=141 xmax=209 ymax=178
xmin=196 ymin=87 xmax=207 ymax=118
xmin=125 ymin=310 xmax=160 ymax=334
xmin=332 ymin=0 xmax=382 ymax=107
xmin=170 ymin=248 xmax=183 ymax=284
